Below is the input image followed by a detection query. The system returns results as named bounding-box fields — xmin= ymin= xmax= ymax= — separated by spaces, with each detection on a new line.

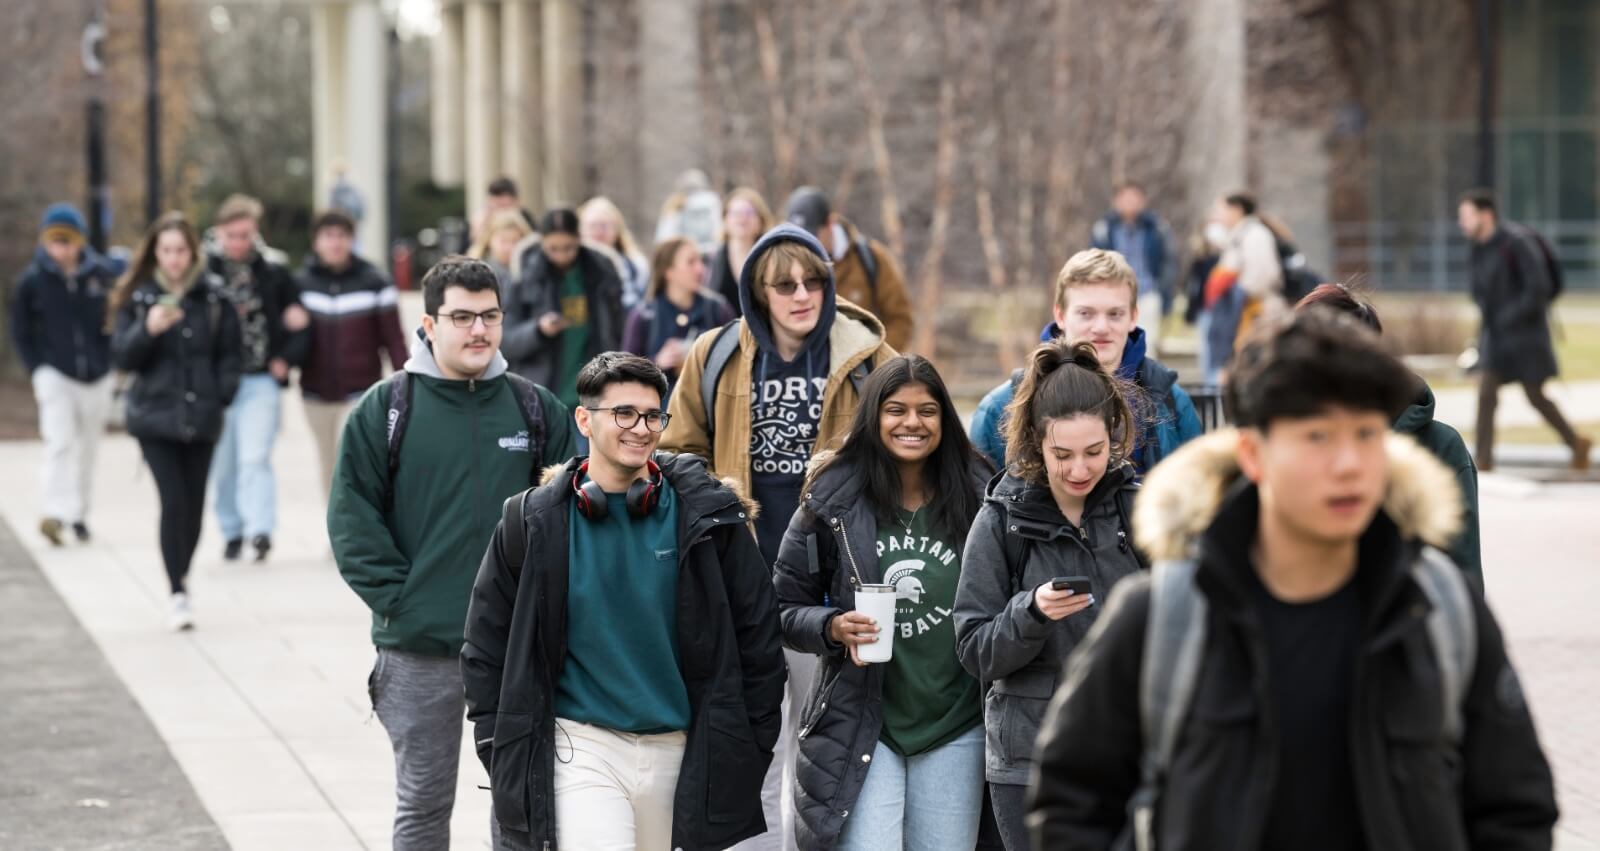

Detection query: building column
xmin=1181 ymin=0 xmax=1247 ymax=208
xmin=463 ymin=0 xmax=503 ymax=216
xmin=542 ymin=0 xmax=583 ymax=206
xmin=431 ymin=0 xmax=465 ymax=188
xmin=637 ymin=0 xmax=704 ymax=231
xmin=311 ymin=1 xmax=349 ymax=226
xmin=344 ymin=0 xmax=388 ymax=261
xmin=501 ymin=0 xmax=542 ymax=207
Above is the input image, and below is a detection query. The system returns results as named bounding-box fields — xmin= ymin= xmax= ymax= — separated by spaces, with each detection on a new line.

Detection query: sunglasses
xmin=766 ymin=276 xmax=827 ymax=297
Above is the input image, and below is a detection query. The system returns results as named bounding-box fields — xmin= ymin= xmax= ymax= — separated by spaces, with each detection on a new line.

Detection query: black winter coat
xmin=772 ymin=454 xmax=990 ymax=851
xmin=500 ymin=247 xmax=625 ymax=390
xmin=952 ymin=466 xmax=1143 ymax=786
xmin=1031 ymin=431 xmax=1558 ymax=851
xmin=206 ymin=251 xmax=308 ymax=381
xmin=1469 ymin=225 xmax=1559 ymax=384
xmin=461 ymin=452 xmax=787 ymax=851
xmin=111 ymin=275 xmax=242 ymax=444
xmin=10 ymin=245 xmax=118 ymax=382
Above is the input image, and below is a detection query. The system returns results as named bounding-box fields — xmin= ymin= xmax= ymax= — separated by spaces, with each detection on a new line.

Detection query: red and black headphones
xmin=572 ymin=458 xmax=663 ymax=521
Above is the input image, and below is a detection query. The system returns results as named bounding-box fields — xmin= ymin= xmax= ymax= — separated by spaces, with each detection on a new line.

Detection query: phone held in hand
xmin=1050 ymin=576 xmax=1093 ymax=596
xmin=157 ymin=293 xmax=182 ymax=307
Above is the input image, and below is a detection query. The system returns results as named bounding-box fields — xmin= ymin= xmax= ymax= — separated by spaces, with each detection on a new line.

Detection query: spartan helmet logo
xmin=885 ymin=559 xmax=927 ymax=605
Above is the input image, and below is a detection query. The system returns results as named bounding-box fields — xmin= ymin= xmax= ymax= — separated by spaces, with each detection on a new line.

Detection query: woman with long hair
xmin=952 ymin=340 xmax=1145 ymax=850
xmin=578 ymin=196 xmax=649 ymax=310
xmin=773 ymin=355 xmax=993 ymax=850
xmin=708 ymin=187 xmax=775 ymax=315
xmin=108 ymin=212 xmax=241 ymax=631
xmin=466 ymin=208 xmax=535 ymax=291
xmin=619 ymin=236 xmax=734 ymax=390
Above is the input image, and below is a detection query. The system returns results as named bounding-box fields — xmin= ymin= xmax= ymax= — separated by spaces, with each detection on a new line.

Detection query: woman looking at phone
xmin=952 ymin=339 xmax=1145 ymax=850
xmin=108 ymin=212 xmax=241 ymax=631
xmin=772 ymin=355 xmax=992 ymax=850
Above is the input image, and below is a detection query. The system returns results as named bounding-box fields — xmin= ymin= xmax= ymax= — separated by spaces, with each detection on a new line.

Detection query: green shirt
xmin=555 ymin=267 xmax=589 ymax=407
xmin=876 ymin=507 xmax=983 ymax=756
xmin=555 ymin=480 xmax=690 ymax=734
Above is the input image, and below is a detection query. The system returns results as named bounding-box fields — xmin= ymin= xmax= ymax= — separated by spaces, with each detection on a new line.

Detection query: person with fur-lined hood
xmin=463 ymin=352 xmax=785 ymax=851
xmin=1028 ymin=310 xmax=1556 ymax=851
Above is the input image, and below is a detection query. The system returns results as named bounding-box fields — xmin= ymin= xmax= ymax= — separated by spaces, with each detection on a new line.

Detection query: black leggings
xmin=139 ymin=438 xmax=215 ymax=594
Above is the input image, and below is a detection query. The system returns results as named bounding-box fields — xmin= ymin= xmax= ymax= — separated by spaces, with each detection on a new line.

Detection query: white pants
xmin=733 ymin=648 xmax=817 ymax=851
xmin=1138 ymin=290 xmax=1165 ymax=356
xmin=32 ymin=367 xmax=114 ymax=523
xmin=554 ymin=718 xmax=687 ymax=851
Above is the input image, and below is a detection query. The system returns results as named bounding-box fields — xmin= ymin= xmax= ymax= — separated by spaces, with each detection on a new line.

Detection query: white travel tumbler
xmin=853 ymin=584 xmax=896 ymax=664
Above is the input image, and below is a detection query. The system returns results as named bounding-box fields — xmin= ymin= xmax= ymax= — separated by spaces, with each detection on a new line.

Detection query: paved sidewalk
xmin=0 ymin=388 xmax=493 ymax=850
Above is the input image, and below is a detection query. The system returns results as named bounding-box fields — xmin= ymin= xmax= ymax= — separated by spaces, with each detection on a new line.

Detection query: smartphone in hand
xmin=1050 ymin=576 xmax=1093 ymax=596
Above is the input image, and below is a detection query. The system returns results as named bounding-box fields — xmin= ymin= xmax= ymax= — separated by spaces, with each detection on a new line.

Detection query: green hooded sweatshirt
xmin=1394 ymin=380 xmax=1482 ymax=589
xmin=330 ymin=333 xmax=576 ymax=657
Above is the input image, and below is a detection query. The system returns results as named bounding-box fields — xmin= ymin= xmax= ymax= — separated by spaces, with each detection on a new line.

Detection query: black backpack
xmin=383 ymin=370 xmax=547 ymax=512
xmin=1503 ymin=222 xmax=1564 ymax=301
xmin=1273 ymin=237 xmax=1322 ymax=306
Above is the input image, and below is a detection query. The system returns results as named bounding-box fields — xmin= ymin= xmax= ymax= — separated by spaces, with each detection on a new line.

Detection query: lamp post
xmin=145 ymin=0 xmax=161 ymax=225
xmin=82 ymin=10 xmax=108 ymax=252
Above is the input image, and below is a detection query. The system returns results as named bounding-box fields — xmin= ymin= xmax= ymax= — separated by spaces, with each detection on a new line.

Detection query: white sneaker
xmin=168 ymin=592 xmax=194 ymax=632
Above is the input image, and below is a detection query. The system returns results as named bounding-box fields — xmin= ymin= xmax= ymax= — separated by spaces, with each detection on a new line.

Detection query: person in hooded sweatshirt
xmin=328 ymin=256 xmax=574 ymax=851
xmin=970 ymin=248 xmax=1203 ymax=475
xmin=662 ymin=223 xmax=897 ymax=850
xmin=1295 ymin=282 xmax=1482 ymax=588
xmin=10 ymin=203 xmax=121 ymax=545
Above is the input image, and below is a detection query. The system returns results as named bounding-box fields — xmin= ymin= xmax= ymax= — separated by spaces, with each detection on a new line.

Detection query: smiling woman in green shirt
xmin=772 ymin=354 xmax=993 ymax=851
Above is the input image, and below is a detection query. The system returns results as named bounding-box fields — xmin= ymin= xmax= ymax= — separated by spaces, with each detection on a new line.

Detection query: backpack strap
xmin=383 ymin=371 xmax=412 ymax=514
xmin=1002 ymin=517 xmax=1036 ymax=595
xmin=699 ymin=319 xmax=743 ymax=438
xmin=1411 ymin=547 xmax=1477 ymax=744
xmin=502 ymin=373 xmax=549 ymax=478
xmin=1130 ymin=559 xmax=1207 ymax=851
xmin=854 ymin=234 xmax=879 ymax=294
xmin=847 ymin=357 xmax=872 ymax=396
xmin=1113 ymin=483 xmax=1148 ymax=570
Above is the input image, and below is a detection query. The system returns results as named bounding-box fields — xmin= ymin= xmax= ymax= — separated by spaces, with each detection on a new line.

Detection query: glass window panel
xmin=1504 ymin=129 xmax=1548 ymax=221
xmin=1557 ymin=131 xmax=1598 ymax=220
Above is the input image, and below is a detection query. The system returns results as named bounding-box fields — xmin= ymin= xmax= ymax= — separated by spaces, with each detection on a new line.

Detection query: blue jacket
xmin=9 ymin=245 xmax=120 ymax=382
xmin=1091 ymin=211 xmax=1169 ymax=301
xmin=969 ymin=324 xmax=1202 ymax=475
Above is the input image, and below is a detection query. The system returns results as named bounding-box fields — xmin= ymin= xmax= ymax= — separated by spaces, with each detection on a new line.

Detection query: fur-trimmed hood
xmin=538 ymin=451 xmax=760 ymax=520
xmin=1135 ymin=428 xmax=1463 ymax=562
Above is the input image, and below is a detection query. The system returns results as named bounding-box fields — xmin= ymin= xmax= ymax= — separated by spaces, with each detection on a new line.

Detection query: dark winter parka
xmin=1030 ymin=430 xmax=1558 ymax=851
xmin=500 ymin=246 xmax=625 ymax=389
xmin=952 ymin=465 xmax=1144 ymax=786
xmin=461 ymin=452 xmax=787 ymax=851
xmin=771 ymin=451 xmax=990 ymax=851
xmin=10 ymin=245 xmax=119 ymax=382
xmin=111 ymin=272 xmax=242 ymax=444
xmin=1469 ymin=224 xmax=1559 ymax=384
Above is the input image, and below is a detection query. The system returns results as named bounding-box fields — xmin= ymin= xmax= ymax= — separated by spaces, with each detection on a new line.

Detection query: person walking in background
xmin=772 ymin=355 xmax=992 ymax=850
xmin=467 ymin=208 xmax=535 ymax=292
xmin=1296 ymin=282 xmax=1483 ymax=588
xmin=502 ymin=207 xmax=625 ymax=408
xmin=463 ymin=352 xmax=784 ymax=851
xmin=661 ymin=223 xmax=895 ymax=851
xmin=469 ymin=175 xmax=538 ymax=249
xmin=654 ymin=168 xmax=725 ymax=256
xmin=953 ymin=340 xmax=1146 ymax=850
xmin=1199 ymin=192 xmax=1281 ymax=376
xmin=1183 ymin=219 xmax=1229 ymax=383
xmin=11 ymin=203 xmax=120 ymax=546
xmin=1028 ymin=310 xmax=1557 ymax=851
xmin=328 ymin=163 xmax=365 ymax=232
xmin=621 ymin=236 xmax=733 ymax=392
xmin=968 ymin=249 xmax=1202 ymax=475
xmin=710 ymin=187 xmax=777 ymax=315
xmin=206 ymin=194 xmax=308 ymax=563
xmin=1459 ymin=189 xmax=1593 ymax=472
xmin=295 ymin=209 xmax=410 ymax=498
xmin=784 ymin=186 xmax=915 ymax=352
xmin=108 ymin=213 xmax=241 ymax=631
xmin=330 ymin=256 xmax=574 ymax=851
xmin=579 ymin=196 xmax=650 ymax=310
xmin=1091 ymin=181 xmax=1172 ymax=355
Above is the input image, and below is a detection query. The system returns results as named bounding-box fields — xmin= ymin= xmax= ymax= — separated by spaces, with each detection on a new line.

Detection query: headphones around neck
xmin=573 ymin=458 xmax=663 ymax=521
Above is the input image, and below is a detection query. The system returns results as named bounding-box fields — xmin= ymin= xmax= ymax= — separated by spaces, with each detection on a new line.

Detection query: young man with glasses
xmin=329 ymin=255 xmax=575 ymax=851
xmin=663 ymin=222 xmax=896 ymax=850
xmin=464 ymin=351 xmax=785 ymax=851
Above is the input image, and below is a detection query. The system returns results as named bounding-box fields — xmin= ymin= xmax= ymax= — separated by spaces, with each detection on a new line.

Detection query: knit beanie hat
xmin=40 ymin=203 xmax=87 ymax=245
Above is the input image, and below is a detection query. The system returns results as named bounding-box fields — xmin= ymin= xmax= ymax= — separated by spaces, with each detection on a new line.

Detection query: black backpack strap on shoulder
xmin=1003 ymin=516 xmax=1035 ymax=595
xmin=699 ymin=319 xmax=742 ymax=438
xmin=855 ymin=234 xmax=879 ymax=294
xmin=847 ymin=357 xmax=872 ymax=396
xmin=1114 ymin=482 xmax=1148 ymax=570
xmin=502 ymin=373 xmax=548 ymax=478
xmin=383 ymin=371 xmax=412 ymax=513
xmin=806 ymin=532 xmax=822 ymax=576
xmin=499 ymin=490 xmax=531 ymax=581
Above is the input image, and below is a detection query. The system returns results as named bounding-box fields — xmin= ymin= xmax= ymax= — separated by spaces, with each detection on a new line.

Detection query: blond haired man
xmin=969 ymin=248 xmax=1202 ymax=473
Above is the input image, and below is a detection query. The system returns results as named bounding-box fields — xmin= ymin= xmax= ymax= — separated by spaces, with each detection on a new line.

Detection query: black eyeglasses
xmin=585 ymin=406 xmax=672 ymax=432
xmin=436 ymin=309 xmax=505 ymax=328
xmin=765 ymin=276 xmax=827 ymax=297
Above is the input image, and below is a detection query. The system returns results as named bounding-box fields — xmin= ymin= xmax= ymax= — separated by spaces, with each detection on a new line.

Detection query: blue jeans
xmin=837 ymin=724 xmax=985 ymax=851
xmin=210 ymin=373 xmax=281 ymax=539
